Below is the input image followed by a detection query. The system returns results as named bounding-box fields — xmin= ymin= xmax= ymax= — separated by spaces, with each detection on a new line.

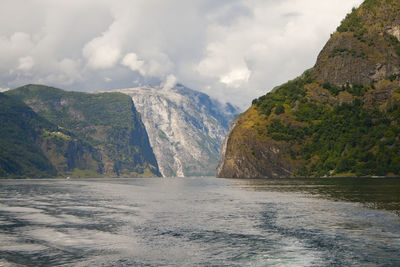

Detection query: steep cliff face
xmin=218 ymin=0 xmax=400 ymax=178
xmin=115 ymin=85 xmax=239 ymax=177
xmin=216 ymin=106 xmax=304 ymax=178
xmin=313 ymin=0 xmax=400 ymax=86
xmin=5 ymin=84 xmax=160 ymax=178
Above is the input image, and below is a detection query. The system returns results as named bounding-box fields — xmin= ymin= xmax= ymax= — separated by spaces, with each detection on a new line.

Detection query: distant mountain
xmin=218 ymin=0 xmax=400 ymax=178
xmin=114 ymin=84 xmax=240 ymax=177
xmin=3 ymin=84 xmax=160 ymax=178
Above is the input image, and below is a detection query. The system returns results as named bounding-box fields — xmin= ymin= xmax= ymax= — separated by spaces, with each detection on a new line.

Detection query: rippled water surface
xmin=0 ymin=178 xmax=399 ymax=266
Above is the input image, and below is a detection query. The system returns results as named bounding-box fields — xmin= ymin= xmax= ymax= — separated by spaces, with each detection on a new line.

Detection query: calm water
xmin=0 ymin=178 xmax=399 ymax=266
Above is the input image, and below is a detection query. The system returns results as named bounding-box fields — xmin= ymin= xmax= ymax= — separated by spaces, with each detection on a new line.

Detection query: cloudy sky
xmin=0 ymin=0 xmax=362 ymax=108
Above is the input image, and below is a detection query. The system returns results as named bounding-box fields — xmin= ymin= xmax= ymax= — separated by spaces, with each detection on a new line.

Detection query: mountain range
xmin=0 ymin=83 xmax=238 ymax=178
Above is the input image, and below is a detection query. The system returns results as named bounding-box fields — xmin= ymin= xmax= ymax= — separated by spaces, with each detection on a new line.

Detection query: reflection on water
xmin=0 ymin=178 xmax=399 ymax=266
xmin=232 ymin=178 xmax=400 ymax=216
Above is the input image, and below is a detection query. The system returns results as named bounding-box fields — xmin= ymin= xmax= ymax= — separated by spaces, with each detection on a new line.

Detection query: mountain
xmin=0 ymin=92 xmax=58 ymax=178
xmin=114 ymin=84 xmax=239 ymax=177
xmin=0 ymin=91 xmax=106 ymax=178
xmin=218 ymin=0 xmax=400 ymax=178
xmin=4 ymin=84 xmax=160 ymax=178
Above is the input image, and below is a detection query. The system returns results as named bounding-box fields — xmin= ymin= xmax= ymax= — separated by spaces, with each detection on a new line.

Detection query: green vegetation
xmin=386 ymin=33 xmax=400 ymax=57
xmin=6 ymin=85 xmax=138 ymax=146
xmin=344 ymin=83 xmax=369 ymax=96
xmin=0 ymin=93 xmax=57 ymax=178
xmin=251 ymin=0 xmax=400 ymax=176
xmin=335 ymin=1 xmax=383 ymax=41
xmin=311 ymin=0 xmax=400 ymax=90
xmin=322 ymin=82 xmax=369 ymax=97
xmin=337 ymin=8 xmax=361 ymax=33
xmin=361 ymin=0 xmax=395 ymax=11
xmin=252 ymin=73 xmax=400 ymax=177
xmin=253 ymin=69 xmax=311 ymax=116
xmin=274 ymin=104 xmax=285 ymax=115
xmin=328 ymin=48 xmax=367 ymax=59
xmin=335 ymin=0 xmax=400 ymax=46
xmin=294 ymin=102 xmax=326 ymax=122
xmin=322 ymin=82 xmax=340 ymax=96
xmin=268 ymin=119 xmax=307 ymax=141
xmin=297 ymin=100 xmax=400 ymax=177
xmin=2 ymin=84 xmax=161 ymax=178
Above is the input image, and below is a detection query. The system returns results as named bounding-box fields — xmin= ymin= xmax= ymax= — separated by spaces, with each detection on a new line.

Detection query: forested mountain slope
xmin=2 ymin=84 xmax=160 ymax=178
xmin=218 ymin=0 xmax=400 ymax=178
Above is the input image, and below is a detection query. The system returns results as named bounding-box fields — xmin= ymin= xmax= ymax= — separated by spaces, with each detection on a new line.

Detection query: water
xmin=0 ymin=178 xmax=399 ymax=266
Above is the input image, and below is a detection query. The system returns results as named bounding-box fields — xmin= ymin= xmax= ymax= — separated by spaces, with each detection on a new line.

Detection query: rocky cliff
xmin=4 ymin=84 xmax=160 ymax=178
xmin=218 ymin=0 xmax=400 ymax=178
xmin=115 ymin=84 xmax=239 ymax=177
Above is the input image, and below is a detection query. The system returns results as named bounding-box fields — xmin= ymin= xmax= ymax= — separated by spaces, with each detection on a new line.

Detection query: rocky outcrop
xmin=39 ymin=131 xmax=104 ymax=175
xmin=312 ymin=1 xmax=400 ymax=86
xmin=217 ymin=106 xmax=304 ymax=178
xmin=312 ymin=32 xmax=399 ymax=86
xmin=115 ymin=84 xmax=239 ymax=177
xmin=218 ymin=0 xmax=400 ymax=178
xmin=216 ymin=118 xmax=238 ymax=176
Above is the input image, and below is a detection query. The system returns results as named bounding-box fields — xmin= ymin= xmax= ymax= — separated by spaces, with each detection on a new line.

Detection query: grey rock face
xmin=115 ymin=84 xmax=239 ymax=177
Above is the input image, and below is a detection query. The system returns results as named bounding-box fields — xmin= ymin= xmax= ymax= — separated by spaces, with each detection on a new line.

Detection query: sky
xmin=0 ymin=0 xmax=363 ymax=109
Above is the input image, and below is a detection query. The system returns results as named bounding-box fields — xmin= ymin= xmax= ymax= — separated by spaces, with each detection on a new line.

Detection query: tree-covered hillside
xmin=250 ymin=70 xmax=400 ymax=177
xmin=2 ymin=84 xmax=161 ymax=178
xmin=0 ymin=92 xmax=57 ymax=178
xmin=218 ymin=0 xmax=400 ymax=178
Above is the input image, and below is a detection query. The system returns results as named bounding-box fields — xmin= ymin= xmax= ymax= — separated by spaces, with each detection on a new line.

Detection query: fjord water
xmin=0 ymin=178 xmax=399 ymax=266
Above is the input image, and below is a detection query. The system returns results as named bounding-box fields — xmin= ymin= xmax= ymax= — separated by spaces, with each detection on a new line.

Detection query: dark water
xmin=0 ymin=178 xmax=399 ymax=266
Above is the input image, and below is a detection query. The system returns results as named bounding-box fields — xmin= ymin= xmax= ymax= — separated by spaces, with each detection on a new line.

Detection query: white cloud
xmin=121 ymin=51 xmax=173 ymax=77
xmin=17 ymin=56 xmax=34 ymax=71
xmin=83 ymin=41 xmax=121 ymax=70
xmin=0 ymin=32 xmax=34 ymax=70
xmin=219 ymin=68 xmax=251 ymax=87
xmin=193 ymin=0 xmax=363 ymax=106
xmin=58 ymin=58 xmax=80 ymax=78
xmin=161 ymin=74 xmax=177 ymax=91
xmin=0 ymin=0 xmax=363 ymax=107
xmin=121 ymin=53 xmax=145 ymax=75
